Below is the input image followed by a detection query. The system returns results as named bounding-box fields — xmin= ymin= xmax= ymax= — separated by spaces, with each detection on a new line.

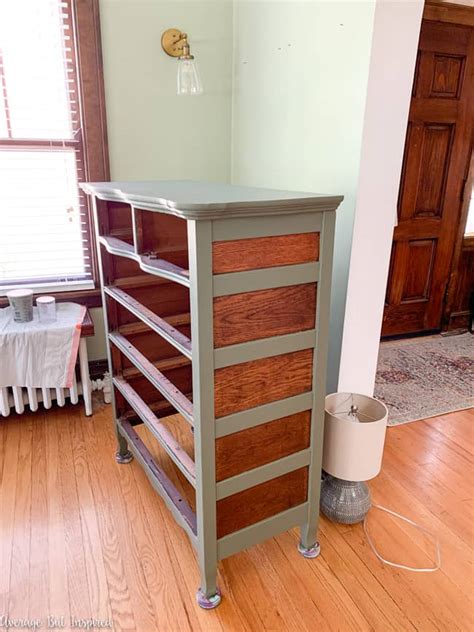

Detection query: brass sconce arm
xmin=161 ymin=28 xmax=194 ymax=59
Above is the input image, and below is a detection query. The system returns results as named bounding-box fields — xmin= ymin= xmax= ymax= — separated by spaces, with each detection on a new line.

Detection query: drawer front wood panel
xmin=215 ymin=411 xmax=311 ymax=481
xmin=212 ymin=232 xmax=320 ymax=274
xmin=214 ymin=349 xmax=313 ymax=418
xmin=213 ymin=284 xmax=316 ymax=347
xmin=216 ymin=467 xmax=308 ymax=538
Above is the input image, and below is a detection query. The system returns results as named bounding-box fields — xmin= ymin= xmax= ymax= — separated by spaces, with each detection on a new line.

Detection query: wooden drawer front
xmin=212 ymin=232 xmax=320 ymax=274
xmin=216 ymin=467 xmax=308 ymax=538
xmin=214 ymin=349 xmax=313 ymax=418
xmin=215 ymin=411 xmax=311 ymax=481
xmin=213 ymin=284 xmax=316 ymax=348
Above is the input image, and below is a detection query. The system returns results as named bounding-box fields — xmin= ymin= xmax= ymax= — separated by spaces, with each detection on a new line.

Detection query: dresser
xmin=82 ymin=180 xmax=342 ymax=609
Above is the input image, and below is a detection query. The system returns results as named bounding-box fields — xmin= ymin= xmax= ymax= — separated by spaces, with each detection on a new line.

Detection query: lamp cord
xmin=363 ymin=504 xmax=441 ymax=572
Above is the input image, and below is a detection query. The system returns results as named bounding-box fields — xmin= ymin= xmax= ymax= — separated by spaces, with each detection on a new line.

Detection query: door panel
xmin=401 ymin=239 xmax=436 ymax=302
xmin=383 ymin=17 xmax=474 ymax=336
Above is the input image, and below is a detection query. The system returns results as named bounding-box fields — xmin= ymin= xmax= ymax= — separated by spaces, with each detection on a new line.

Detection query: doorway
xmin=382 ymin=4 xmax=474 ymax=338
xmin=374 ymin=2 xmax=474 ymax=425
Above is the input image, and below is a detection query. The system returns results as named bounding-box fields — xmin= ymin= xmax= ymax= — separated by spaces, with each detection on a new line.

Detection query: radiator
xmin=0 ymin=338 xmax=110 ymax=418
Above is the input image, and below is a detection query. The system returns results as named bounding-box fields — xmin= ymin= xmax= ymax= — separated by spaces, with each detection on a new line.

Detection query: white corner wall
xmin=337 ymin=0 xmax=424 ymax=395
xmin=231 ymin=0 xmax=377 ymax=391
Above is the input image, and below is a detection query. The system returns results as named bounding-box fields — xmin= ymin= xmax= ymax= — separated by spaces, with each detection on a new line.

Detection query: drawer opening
xmin=96 ymin=200 xmax=134 ymax=244
xmin=115 ymin=377 xmax=195 ymax=486
xmin=134 ymin=209 xmax=189 ymax=271
xmin=105 ymin=287 xmax=192 ymax=359
xmin=110 ymin=333 xmax=193 ymax=424
xmin=101 ymin=249 xmax=191 ymax=319
xmin=118 ymin=417 xmax=197 ymax=538
xmin=123 ymin=413 xmax=196 ymax=512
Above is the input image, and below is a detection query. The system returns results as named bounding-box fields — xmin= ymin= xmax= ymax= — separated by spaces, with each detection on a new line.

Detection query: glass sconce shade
xmin=177 ymin=58 xmax=203 ymax=95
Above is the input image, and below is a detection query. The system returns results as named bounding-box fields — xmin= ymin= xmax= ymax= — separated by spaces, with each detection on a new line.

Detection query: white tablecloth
xmin=0 ymin=302 xmax=86 ymax=388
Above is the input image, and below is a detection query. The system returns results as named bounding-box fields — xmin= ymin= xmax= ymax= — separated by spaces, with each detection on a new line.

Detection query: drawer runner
xmin=99 ymin=235 xmax=190 ymax=287
xmin=105 ymin=285 xmax=192 ymax=359
xmin=114 ymin=376 xmax=196 ymax=486
xmin=117 ymin=417 xmax=197 ymax=541
xmin=109 ymin=332 xmax=194 ymax=424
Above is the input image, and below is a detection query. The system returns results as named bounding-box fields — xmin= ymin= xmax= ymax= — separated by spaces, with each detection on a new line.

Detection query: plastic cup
xmin=36 ymin=295 xmax=57 ymax=323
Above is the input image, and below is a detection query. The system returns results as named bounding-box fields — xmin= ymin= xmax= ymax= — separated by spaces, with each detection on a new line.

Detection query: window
xmin=0 ymin=0 xmax=108 ymax=300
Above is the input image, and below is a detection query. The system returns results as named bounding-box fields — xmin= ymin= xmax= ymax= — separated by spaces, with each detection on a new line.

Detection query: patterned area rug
xmin=374 ymin=333 xmax=474 ymax=426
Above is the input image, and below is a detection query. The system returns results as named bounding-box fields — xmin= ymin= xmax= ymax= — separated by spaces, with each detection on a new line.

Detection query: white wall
xmin=86 ymin=0 xmax=234 ymax=360
xmin=338 ymin=0 xmax=423 ymax=395
xmin=231 ymin=0 xmax=376 ymax=391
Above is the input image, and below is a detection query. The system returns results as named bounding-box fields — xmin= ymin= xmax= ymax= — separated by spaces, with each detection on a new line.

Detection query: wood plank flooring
xmin=0 ymin=404 xmax=472 ymax=631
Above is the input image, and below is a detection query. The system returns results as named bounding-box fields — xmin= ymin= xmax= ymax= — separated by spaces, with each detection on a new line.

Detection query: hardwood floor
xmin=0 ymin=404 xmax=472 ymax=631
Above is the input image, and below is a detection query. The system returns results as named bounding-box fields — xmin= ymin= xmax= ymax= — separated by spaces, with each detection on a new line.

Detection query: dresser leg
xmin=297 ymin=540 xmax=321 ymax=559
xmin=115 ymin=430 xmax=133 ymax=464
xmin=196 ymin=586 xmax=221 ymax=610
xmin=195 ymin=558 xmax=221 ymax=609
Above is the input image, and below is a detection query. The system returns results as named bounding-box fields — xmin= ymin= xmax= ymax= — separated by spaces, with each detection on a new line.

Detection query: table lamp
xmin=321 ymin=392 xmax=388 ymax=524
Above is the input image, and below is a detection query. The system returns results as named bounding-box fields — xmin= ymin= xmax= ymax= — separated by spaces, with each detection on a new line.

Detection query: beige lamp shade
xmin=322 ymin=392 xmax=388 ymax=482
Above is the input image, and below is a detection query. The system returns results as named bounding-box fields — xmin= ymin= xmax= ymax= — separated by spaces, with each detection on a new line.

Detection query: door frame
xmin=443 ymin=151 xmax=474 ymax=329
xmin=380 ymin=0 xmax=474 ymax=338
xmin=425 ymin=1 xmax=474 ymax=331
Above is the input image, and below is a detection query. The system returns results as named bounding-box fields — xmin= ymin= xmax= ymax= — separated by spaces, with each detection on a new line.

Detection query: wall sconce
xmin=161 ymin=28 xmax=203 ymax=96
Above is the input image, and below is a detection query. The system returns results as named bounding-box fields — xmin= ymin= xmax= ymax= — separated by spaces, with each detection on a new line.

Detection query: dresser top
xmin=81 ymin=180 xmax=343 ymax=220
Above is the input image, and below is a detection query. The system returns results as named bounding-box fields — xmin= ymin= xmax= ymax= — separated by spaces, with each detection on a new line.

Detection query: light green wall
xmin=86 ymin=307 xmax=108 ymax=362
xmin=88 ymin=0 xmax=376 ymax=377
xmin=99 ymin=0 xmax=233 ymax=181
xmin=231 ymin=0 xmax=376 ymax=391
xmin=87 ymin=0 xmax=234 ymax=361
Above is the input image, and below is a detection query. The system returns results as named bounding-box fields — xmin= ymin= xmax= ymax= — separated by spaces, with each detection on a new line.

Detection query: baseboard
xmin=445 ymin=310 xmax=472 ymax=333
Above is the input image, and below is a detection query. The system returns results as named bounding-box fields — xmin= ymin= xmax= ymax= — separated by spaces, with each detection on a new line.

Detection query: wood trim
xmin=463 ymin=234 xmax=474 ymax=249
xmin=424 ymin=2 xmax=474 ymax=26
xmin=73 ymin=0 xmax=110 ymax=183
xmin=212 ymin=233 xmax=320 ymax=274
xmin=443 ymin=150 xmax=473 ymax=329
xmin=81 ymin=309 xmax=95 ymax=337
xmin=70 ymin=0 xmax=109 ymax=298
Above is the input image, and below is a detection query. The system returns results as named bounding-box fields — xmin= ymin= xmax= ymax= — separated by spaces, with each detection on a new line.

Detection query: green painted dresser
xmin=81 ymin=180 xmax=343 ymax=609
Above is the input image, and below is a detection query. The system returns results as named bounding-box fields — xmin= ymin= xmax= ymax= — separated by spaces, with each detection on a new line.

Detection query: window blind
xmin=0 ymin=0 xmax=94 ymax=292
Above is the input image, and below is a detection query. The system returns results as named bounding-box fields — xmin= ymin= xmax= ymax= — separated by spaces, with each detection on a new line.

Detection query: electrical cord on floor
xmin=363 ymin=504 xmax=441 ymax=572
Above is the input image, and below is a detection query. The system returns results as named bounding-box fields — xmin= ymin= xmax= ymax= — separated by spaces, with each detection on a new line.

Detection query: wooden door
xmin=382 ymin=11 xmax=474 ymax=337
